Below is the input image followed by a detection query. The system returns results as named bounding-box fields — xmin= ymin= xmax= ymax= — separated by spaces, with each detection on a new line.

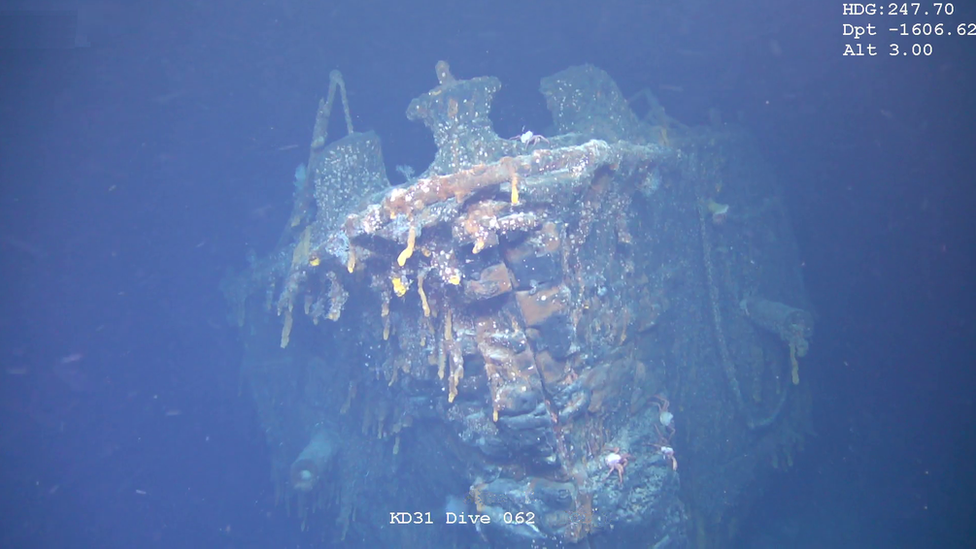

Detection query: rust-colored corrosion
xmin=224 ymin=62 xmax=787 ymax=547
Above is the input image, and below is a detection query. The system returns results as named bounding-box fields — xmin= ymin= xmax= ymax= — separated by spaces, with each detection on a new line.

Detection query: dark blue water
xmin=1 ymin=1 xmax=973 ymax=547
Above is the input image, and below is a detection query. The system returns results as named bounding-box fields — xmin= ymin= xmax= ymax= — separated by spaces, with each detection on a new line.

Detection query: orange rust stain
xmin=515 ymin=285 xmax=568 ymax=327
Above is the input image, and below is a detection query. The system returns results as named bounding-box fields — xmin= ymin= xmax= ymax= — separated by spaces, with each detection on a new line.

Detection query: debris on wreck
xmin=222 ymin=61 xmax=815 ymax=547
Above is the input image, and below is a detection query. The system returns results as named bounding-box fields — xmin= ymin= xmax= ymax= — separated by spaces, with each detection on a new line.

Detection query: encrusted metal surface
xmin=222 ymin=62 xmax=814 ymax=548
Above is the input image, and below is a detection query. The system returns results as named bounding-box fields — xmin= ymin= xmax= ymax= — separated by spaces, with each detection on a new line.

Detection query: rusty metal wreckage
xmin=222 ymin=61 xmax=815 ymax=547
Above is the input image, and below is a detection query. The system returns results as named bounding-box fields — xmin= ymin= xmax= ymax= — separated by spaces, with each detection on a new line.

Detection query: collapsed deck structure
xmin=222 ymin=62 xmax=814 ymax=547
